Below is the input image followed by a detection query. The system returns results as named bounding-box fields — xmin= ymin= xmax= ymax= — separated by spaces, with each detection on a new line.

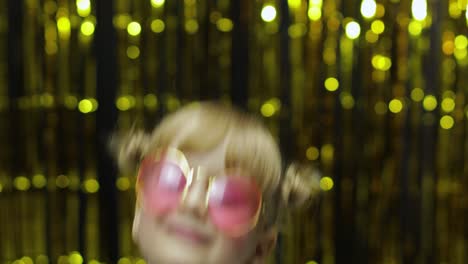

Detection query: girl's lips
xmin=167 ymin=222 xmax=211 ymax=244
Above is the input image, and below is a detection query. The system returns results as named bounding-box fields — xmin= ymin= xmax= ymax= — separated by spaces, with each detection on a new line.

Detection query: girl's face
xmin=132 ymin=143 xmax=275 ymax=264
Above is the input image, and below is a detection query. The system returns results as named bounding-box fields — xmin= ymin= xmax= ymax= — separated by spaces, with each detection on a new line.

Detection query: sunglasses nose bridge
xmin=180 ymin=166 xmax=210 ymax=216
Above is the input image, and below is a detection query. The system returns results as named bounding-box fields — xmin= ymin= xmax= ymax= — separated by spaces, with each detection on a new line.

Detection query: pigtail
xmin=281 ymin=162 xmax=321 ymax=209
xmin=108 ymin=127 xmax=152 ymax=174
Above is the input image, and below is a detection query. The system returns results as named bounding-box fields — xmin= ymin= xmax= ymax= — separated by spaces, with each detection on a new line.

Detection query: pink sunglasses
xmin=136 ymin=148 xmax=263 ymax=237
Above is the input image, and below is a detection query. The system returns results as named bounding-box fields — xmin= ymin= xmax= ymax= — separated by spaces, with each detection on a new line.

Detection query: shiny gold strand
xmin=0 ymin=0 xmax=12 ymax=261
xmin=20 ymin=0 xmax=43 ymax=261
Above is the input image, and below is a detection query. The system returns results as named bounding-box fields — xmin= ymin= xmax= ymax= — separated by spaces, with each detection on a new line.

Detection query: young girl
xmin=114 ymin=101 xmax=320 ymax=264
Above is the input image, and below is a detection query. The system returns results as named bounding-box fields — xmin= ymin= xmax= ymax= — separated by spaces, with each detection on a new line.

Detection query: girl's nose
xmin=180 ymin=167 xmax=209 ymax=217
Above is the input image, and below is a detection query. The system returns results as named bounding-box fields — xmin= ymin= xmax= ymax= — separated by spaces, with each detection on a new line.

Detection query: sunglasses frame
xmin=136 ymin=147 xmax=263 ymax=236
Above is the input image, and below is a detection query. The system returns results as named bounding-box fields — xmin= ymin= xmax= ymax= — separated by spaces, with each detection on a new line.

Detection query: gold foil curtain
xmin=1 ymin=0 xmax=468 ymax=264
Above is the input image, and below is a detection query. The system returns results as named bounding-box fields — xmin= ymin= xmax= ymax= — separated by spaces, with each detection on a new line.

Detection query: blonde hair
xmin=111 ymin=101 xmax=320 ymax=227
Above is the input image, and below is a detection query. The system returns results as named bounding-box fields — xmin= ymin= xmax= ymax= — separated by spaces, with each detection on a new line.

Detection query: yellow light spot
xmin=288 ymin=23 xmax=307 ymax=38
xmin=144 ymin=94 xmax=158 ymax=110
xmin=306 ymin=146 xmax=320 ymax=161
xmin=340 ymin=93 xmax=355 ymax=109
xmin=361 ymin=0 xmax=377 ymax=19
xmin=88 ymin=260 xmax=100 ymax=264
xmin=135 ymin=259 xmax=147 ymax=264
xmin=56 ymin=175 xmax=70 ymax=189
xmin=308 ymin=6 xmax=322 ymax=21
xmin=76 ymin=0 xmax=91 ymax=17
xmin=261 ymin=5 xmax=277 ymax=22
xmin=209 ymin=11 xmax=221 ymax=23
xmin=454 ymin=48 xmax=467 ymax=60
xmin=371 ymin=20 xmax=385 ymax=34
xmin=261 ymin=103 xmax=275 ymax=117
xmin=372 ymin=55 xmax=392 ymax=71
xmin=374 ymin=101 xmax=387 ymax=115
xmin=127 ymin=46 xmax=140 ymax=59
xmin=40 ymin=93 xmax=55 ymax=107
xmin=422 ymin=95 xmax=437 ymax=111
xmin=151 ymin=19 xmax=165 ymax=33
xmin=116 ymin=96 xmax=135 ymax=111
xmin=116 ymin=177 xmax=131 ymax=191
xmin=113 ymin=14 xmax=131 ymax=30
xmin=81 ymin=21 xmax=95 ymax=36
xmin=127 ymin=21 xmax=141 ymax=36
xmin=151 ymin=0 xmax=165 ymax=8
xmin=320 ymin=177 xmax=334 ymax=191
xmin=408 ymin=20 xmax=422 ymax=36
xmin=345 ymin=21 xmax=361 ymax=39
xmin=412 ymin=0 xmax=427 ymax=21
xmin=32 ymin=174 xmax=47 ymax=188
xmin=288 ymin=0 xmax=301 ymax=9
xmin=389 ymin=98 xmax=403 ymax=113
xmin=442 ymin=40 xmax=454 ymax=55
xmin=440 ymin=115 xmax=454 ymax=129
xmin=410 ymin=88 xmax=424 ymax=102
xmin=78 ymin=99 xmax=93 ymax=113
xmin=166 ymin=96 xmax=181 ymax=112
xmin=69 ymin=252 xmax=83 ymax=264
xmin=441 ymin=98 xmax=455 ymax=112
xmin=306 ymin=261 xmax=318 ymax=264
xmin=449 ymin=2 xmax=462 ymax=18
xmin=21 ymin=257 xmax=33 ymax=264
xmin=185 ymin=19 xmax=199 ymax=34
xmin=454 ymin=35 xmax=468 ymax=49
xmin=365 ymin=30 xmax=379 ymax=43
xmin=36 ymin=255 xmax=49 ymax=264
xmin=217 ymin=18 xmax=233 ymax=32
xmin=83 ymin=179 xmax=99 ymax=193
xmin=324 ymin=77 xmax=339 ymax=91
xmin=14 ymin=176 xmax=31 ymax=191
xmin=65 ymin=95 xmax=78 ymax=109
xmin=117 ymin=258 xmax=132 ymax=264
xmin=57 ymin=17 xmax=71 ymax=39
xmin=260 ymin=98 xmax=281 ymax=117
xmin=376 ymin=3 xmax=386 ymax=18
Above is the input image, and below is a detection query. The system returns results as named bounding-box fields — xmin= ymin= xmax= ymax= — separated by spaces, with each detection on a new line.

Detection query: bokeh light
xmin=345 ymin=21 xmax=361 ymax=39
xmin=76 ymin=0 xmax=91 ymax=17
xmin=324 ymin=77 xmax=339 ymax=92
xmin=261 ymin=5 xmax=277 ymax=22
xmin=423 ymin=95 xmax=438 ymax=111
xmin=389 ymin=98 xmax=403 ymax=113
xmin=151 ymin=0 xmax=165 ymax=8
xmin=320 ymin=177 xmax=334 ymax=191
xmin=412 ymin=0 xmax=427 ymax=21
xmin=151 ymin=19 xmax=165 ymax=33
xmin=371 ymin=20 xmax=385 ymax=34
xmin=80 ymin=21 xmax=95 ymax=36
xmin=361 ymin=0 xmax=377 ymax=19
xmin=440 ymin=115 xmax=454 ymax=129
xmin=127 ymin=21 xmax=142 ymax=36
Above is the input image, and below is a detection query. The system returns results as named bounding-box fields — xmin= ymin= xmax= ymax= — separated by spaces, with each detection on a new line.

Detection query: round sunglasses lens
xmin=208 ymin=176 xmax=261 ymax=236
xmin=141 ymin=161 xmax=186 ymax=215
